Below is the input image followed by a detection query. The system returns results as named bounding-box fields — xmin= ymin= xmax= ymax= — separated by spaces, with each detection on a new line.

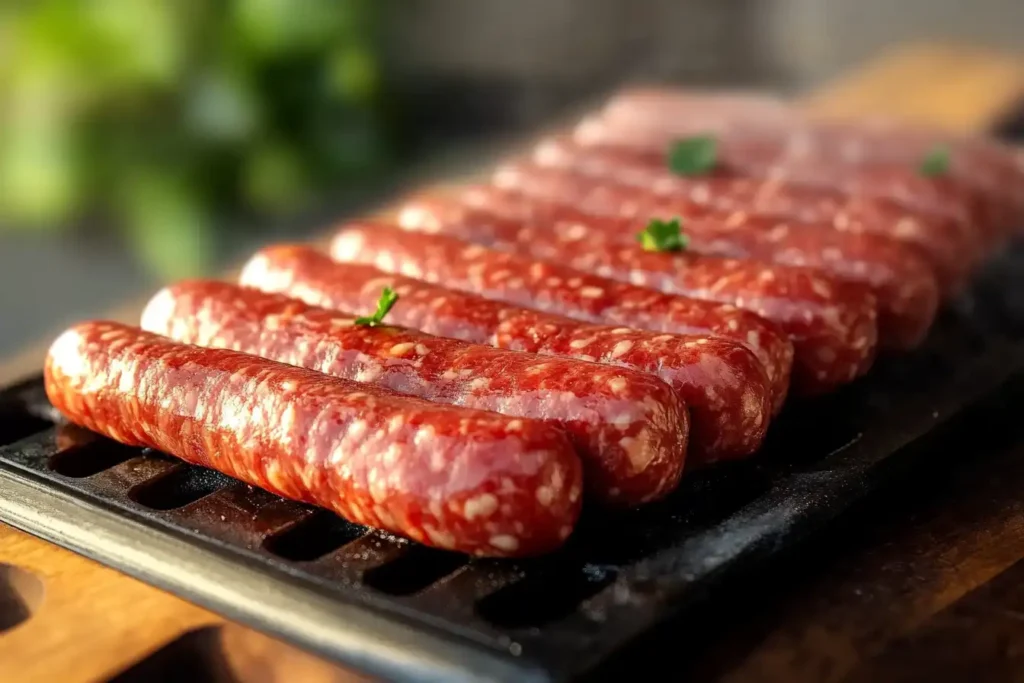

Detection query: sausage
xmin=776 ymin=120 xmax=1024 ymax=232
xmin=596 ymin=88 xmax=796 ymax=132
xmin=573 ymin=117 xmax=1000 ymax=249
xmin=268 ymin=240 xmax=794 ymax=410
xmin=141 ymin=280 xmax=690 ymax=505
xmin=505 ymin=149 xmax=980 ymax=289
xmin=240 ymin=246 xmax=777 ymax=460
xmin=586 ymin=98 xmax=1024 ymax=233
xmin=44 ymin=321 xmax=583 ymax=557
xmin=591 ymin=85 xmax=1021 ymax=193
xmin=403 ymin=186 xmax=938 ymax=349
xmin=588 ymin=88 xmax=1017 ymax=185
xmin=748 ymin=162 xmax=998 ymax=251
xmin=462 ymin=182 xmax=934 ymax=346
xmin=528 ymin=137 xmax=978 ymax=290
xmin=328 ymin=224 xmax=876 ymax=395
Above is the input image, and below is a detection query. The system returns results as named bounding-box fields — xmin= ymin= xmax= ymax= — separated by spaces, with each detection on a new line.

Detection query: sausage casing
xmin=528 ymin=138 xmax=978 ymax=292
xmin=142 ymin=280 xmax=690 ymax=505
xmin=239 ymin=246 xmax=776 ymax=462
xmin=329 ymin=224 xmax=875 ymax=395
xmin=45 ymin=321 xmax=583 ymax=556
xmin=402 ymin=187 xmax=938 ymax=349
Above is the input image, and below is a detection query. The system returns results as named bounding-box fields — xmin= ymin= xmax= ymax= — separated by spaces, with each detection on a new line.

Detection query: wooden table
xmin=1 ymin=43 xmax=1024 ymax=682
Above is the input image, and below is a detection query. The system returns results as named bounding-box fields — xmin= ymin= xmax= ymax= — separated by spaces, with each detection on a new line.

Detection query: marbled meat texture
xmin=582 ymin=92 xmax=1024 ymax=232
xmin=402 ymin=186 xmax=938 ymax=349
xmin=268 ymin=244 xmax=793 ymax=412
xmin=141 ymin=280 xmax=690 ymax=505
xmin=239 ymin=245 xmax=776 ymax=461
xmin=44 ymin=321 xmax=583 ymax=557
xmin=573 ymin=115 xmax=1004 ymax=248
xmin=526 ymin=137 xmax=979 ymax=292
xmin=329 ymin=223 xmax=875 ymax=395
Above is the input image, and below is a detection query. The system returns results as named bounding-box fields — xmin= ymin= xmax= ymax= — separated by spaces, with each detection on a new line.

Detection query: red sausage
xmin=45 ymin=321 xmax=582 ymax=557
xmin=573 ymin=117 xmax=999 ymax=248
xmin=768 ymin=119 xmax=1024 ymax=230
xmin=403 ymin=187 xmax=938 ymax=349
xmin=273 ymin=240 xmax=794 ymax=410
xmin=141 ymin=280 xmax=690 ymax=505
xmin=328 ymin=224 xmax=876 ymax=395
xmin=596 ymin=89 xmax=795 ymax=131
xmin=784 ymin=125 xmax=1022 ymax=238
xmin=239 ymin=245 xmax=777 ymax=461
xmin=528 ymin=137 xmax=978 ymax=290
xmin=586 ymin=99 xmax=1024 ymax=232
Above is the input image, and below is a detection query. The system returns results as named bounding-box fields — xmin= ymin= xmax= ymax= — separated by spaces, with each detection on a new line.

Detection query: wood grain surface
xmin=0 ymin=41 xmax=1022 ymax=683
xmin=0 ymin=525 xmax=370 ymax=683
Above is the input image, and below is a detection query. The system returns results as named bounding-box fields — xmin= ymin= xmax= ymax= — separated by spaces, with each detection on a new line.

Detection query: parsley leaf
xmin=919 ymin=144 xmax=951 ymax=177
xmin=637 ymin=217 xmax=689 ymax=252
xmin=668 ymin=135 xmax=718 ymax=176
xmin=354 ymin=287 xmax=399 ymax=326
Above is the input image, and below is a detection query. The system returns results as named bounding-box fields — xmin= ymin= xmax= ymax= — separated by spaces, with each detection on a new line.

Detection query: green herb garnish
xmin=354 ymin=287 xmax=399 ymax=326
xmin=919 ymin=144 xmax=951 ymax=177
xmin=637 ymin=217 xmax=689 ymax=252
xmin=668 ymin=135 xmax=718 ymax=176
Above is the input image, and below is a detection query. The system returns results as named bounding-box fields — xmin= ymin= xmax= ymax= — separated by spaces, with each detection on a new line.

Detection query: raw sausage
xmin=239 ymin=248 xmax=776 ymax=461
xmin=573 ymin=117 xmax=1001 ymax=248
xmin=496 ymin=156 xmax=976 ymax=293
xmin=273 ymin=240 xmax=796 ymax=409
xmin=528 ymin=137 xmax=979 ymax=290
xmin=770 ymin=120 xmax=1024 ymax=232
xmin=596 ymin=88 xmax=795 ymax=131
xmin=402 ymin=187 xmax=938 ymax=348
xmin=328 ymin=224 xmax=876 ymax=395
xmin=586 ymin=94 xmax=1024 ymax=231
xmin=592 ymin=84 xmax=1023 ymax=195
xmin=239 ymin=245 xmax=777 ymax=460
xmin=44 ymin=321 xmax=583 ymax=557
xmin=141 ymin=280 xmax=690 ymax=505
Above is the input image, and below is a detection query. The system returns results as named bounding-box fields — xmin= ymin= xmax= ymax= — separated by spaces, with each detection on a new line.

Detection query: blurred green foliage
xmin=0 ymin=0 xmax=391 ymax=277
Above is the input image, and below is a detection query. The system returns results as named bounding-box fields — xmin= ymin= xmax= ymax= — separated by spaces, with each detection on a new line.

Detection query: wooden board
xmin=801 ymin=43 xmax=1024 ymax=131
xmin=0 ymin=41 xmax=1022 ymax=683
xmin=0 ymin=525 xmax=369 ymax=683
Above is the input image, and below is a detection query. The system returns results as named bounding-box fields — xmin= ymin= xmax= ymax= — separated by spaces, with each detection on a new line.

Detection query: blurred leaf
xmin=233 ymin=0 xmax=346 ymax=54
xmin=185 ymin=67 xmax=260 ymax=143
xmin=326 ymin=44 xmax=378 ymax=103
xmin=120 ymin=172 xmax=215 ymax=278
xmin=5 ymin=5 xmax=89 ymax=111
xmin=312 ymin=106 xmax=388 ymax=177
xmin=83 ymin=0 xmax=189 ymax=88
xmin=0 ymin=0 xmax=391 ymax=264
xmin=242 ymin=140 xmax=309 ymax=213
xmin=0 ymin=115 xmax=80 ymax=228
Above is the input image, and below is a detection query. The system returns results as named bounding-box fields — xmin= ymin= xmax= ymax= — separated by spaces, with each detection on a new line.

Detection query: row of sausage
xmin=43 ymin=88 xmax=1023 ymax=557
